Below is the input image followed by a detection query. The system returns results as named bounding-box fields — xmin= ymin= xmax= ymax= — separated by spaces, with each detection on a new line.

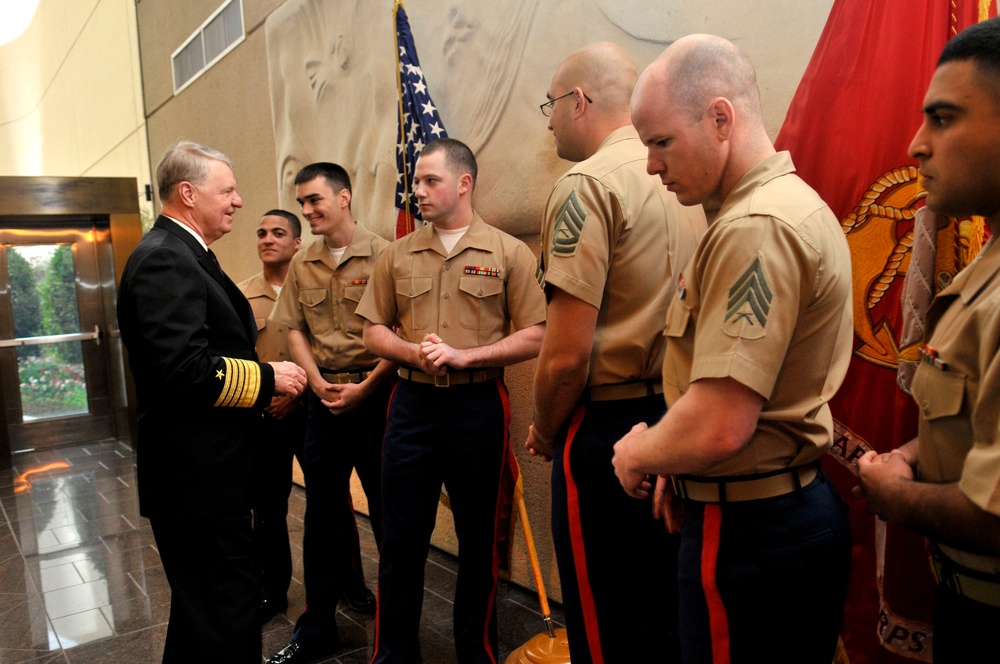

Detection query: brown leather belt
xmin=584 ymin=380 xmax=664 ymax=402
xmin=931 ymin=547 xmax=1000 ymax=608
xmin=671 ymin=464 xmax=818 ymax=503
xmin=320 ymin=368 xmax=374 ymax=384
xmin=397 ymin=367 xmax=503 ymax=387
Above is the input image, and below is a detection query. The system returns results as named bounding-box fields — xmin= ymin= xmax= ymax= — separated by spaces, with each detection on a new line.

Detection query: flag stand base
xmin=504 ymin=628 xmax=571 ymax=664
xmin=508 ymin=489 xmax=571 ymax=664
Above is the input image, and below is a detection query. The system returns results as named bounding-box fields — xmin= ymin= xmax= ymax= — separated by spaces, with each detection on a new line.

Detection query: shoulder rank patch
xmin=550 ymin=190 xmax=587 ymax=256
xmin=214 ymin=357 xmax=262 ymax=408
xmin=723 ymin=255 xmax=772 ymax=339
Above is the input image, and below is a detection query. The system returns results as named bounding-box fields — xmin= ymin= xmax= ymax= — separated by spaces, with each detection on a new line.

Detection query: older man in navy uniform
xmin=118 ymin=141 xmax=306 ymax=662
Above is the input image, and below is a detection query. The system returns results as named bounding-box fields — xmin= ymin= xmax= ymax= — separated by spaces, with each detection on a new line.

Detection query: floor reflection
xmin=1 ymin=441 xmax=154 ymax=656
xmin=0 ymin=441 xmax=563 ymax=663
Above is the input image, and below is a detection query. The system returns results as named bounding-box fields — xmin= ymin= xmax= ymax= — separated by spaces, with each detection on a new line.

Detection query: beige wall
xmin=135 ymin=0 xmax=836 ymax=604
xmin=0 ymin=0 xmax=152 ymax=222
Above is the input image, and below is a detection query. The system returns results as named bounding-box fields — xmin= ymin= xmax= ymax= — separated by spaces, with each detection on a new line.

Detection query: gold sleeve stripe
xmin=213 ymin=357 xmax=262 ymax=408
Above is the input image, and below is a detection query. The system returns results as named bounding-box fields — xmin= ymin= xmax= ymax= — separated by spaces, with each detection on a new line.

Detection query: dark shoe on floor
xmin=257 ymin=596 xmax=288 ymax=625
xmin=342 ymin=586 xmax=376 ymax=614
xmin=265 ymin=640 xmax=340 ymax=664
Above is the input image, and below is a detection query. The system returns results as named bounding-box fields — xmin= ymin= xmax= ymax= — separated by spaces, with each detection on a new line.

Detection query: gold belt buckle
xmin=336 ymin=372 xmax=351 ymax=384
xmin=434 ymin=373 xmax=450 ymax=387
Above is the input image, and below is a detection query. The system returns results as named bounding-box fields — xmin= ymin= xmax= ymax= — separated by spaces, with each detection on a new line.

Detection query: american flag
xmin=393 ymin=1 xmax=448 ymax=239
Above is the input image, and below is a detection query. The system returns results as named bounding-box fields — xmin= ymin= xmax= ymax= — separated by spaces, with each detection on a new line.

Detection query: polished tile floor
xmin=0 ymin=440 xmax=565 ymax=663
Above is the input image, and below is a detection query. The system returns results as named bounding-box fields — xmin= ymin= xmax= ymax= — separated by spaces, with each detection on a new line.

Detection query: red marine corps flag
xmin=774 ymin=0 xmax=995 ymax=661
xmin=392 ymin=0 xmax=523 ymax=579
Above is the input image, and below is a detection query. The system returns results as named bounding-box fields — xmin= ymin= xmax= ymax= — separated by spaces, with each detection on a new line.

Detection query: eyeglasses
xmin=539 ymin=89 xmax=593 ymax=117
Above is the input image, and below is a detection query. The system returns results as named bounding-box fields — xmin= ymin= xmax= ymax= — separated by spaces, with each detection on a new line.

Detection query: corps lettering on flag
xmin=393 ymin=1 xmax=448 ymax=239
xmin=774 ymin=0 xmax=996 ymax=661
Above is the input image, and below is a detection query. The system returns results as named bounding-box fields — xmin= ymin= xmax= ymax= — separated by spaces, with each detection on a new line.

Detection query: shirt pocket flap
xmin=397 ymin=276 xmax=433 ymax=299
xmin=298 ymin=288 xmax=328 ymax=308
xmin=664 ymin=301 xmax=691 ymax=338
xmin=459 ymin=276 xmax=504 ymax=299
xmin=344 ymin=284 xmax=366 ymax=303
xmin=912 ymin=364 xmax=966 ymax=419
xmin=254 ymin=316 xmax=267 ymax=331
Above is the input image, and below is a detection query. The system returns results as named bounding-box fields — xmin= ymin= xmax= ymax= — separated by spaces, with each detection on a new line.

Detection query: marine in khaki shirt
xmin=907 ymin=239 xmax=1000 ymax=575
xmin=660 ymin=151 xmax=852 ymax=476
xmin=857 ymin=20 xmax=1000 ymax=657
xmin=540 ymin=125 xmax=706 ymax=387
xmin=264 ymin=164 xmax=391 ymax=664
xmin=358 ymin=212 xmax=545 ymax=349
xmin=358 ymin=139 xmax=544 ymax=663
xmin=236 ymin=209 xmax=305 ymax=624
xmin=612 ymin=35 xmax=853 ymax=664
xmin=270 ymin=221 xmax=387 ymax=372
xmin=528 ymin=42 xmax=706 ymax=664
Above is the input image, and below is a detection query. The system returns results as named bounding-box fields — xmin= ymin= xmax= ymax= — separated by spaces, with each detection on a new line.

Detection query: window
xmin=171 ymin=0 xmax=244 ymax=94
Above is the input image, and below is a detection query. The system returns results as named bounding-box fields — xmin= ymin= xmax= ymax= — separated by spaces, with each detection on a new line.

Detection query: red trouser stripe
xmin=563 ymin=406 xmax=604 ymax=664
xmin=480 ymin=377 xmax=510 ymax=664
xmin=701 ymin=504 xmax=730 ymax=664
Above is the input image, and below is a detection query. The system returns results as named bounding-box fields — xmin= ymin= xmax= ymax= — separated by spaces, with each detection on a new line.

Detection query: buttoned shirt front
xmin=910 ymin=238 xmax=1000 ymax=575
xmin=356 ymin=213 xmax=546 ymax=350
xmin=540 ymin=125 xmax=706 ymax=386
xmin=237 ymin=272 xmax=292 ymax=363
xmin=662 ymin=151 xmax=853 ymax=476
xmin=270 ymin=222 xmax=388 ymax=372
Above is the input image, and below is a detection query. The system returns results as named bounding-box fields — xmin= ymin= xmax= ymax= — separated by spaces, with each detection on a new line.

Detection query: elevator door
xmin=0 ymin=222 xmax=117 ymax=452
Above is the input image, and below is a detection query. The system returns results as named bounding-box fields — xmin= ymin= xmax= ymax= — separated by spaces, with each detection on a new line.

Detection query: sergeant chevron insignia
xmin=551 ymin=190 xmax=586 ymax=256
xmin=723 ymin=255 xmax=772 ymax=339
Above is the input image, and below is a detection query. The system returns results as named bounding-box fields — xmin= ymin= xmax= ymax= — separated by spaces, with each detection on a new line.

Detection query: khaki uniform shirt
xmin=910 ymin=238 xmax=1000 ymax=574
xmin=540 ymin=125 xmax=706 ymax=386
xmin=237 ymin=272 xmax=293 ymax=363
xmin=270 ymin=223 xmax=388 ymax=372
xmin=662 ymin=151 xmax=853 ymax=476
xmin=356 ymin=213 xmax=546 ymax=349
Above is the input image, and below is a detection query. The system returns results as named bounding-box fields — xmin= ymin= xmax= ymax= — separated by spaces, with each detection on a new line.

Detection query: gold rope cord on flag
xmin=213 ymin=357 xmax=261 ymax=408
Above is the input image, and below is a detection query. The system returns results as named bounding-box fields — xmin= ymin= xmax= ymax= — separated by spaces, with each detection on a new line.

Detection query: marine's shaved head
xmin=554 ymin=41 xmax=637 ymax=118
xmin=631 ymin=34 xmax=775 ymax=211
xmin=635 ymin=34 xmax=763 ymax=125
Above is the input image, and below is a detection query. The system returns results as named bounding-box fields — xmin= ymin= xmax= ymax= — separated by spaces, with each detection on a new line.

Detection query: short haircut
xmin=156 ymin=140 xmax=234 ymax=202
xmin=293 ymin=162 xmax=352 ymax=196
xmin=261 ymin=209 xmax=302 ymax=237
xmin=939 ymin=16 xmax=1000 ymax=102
xmin=670 ymin=37 xmax=762 ymax=123
xmin=420 ymin=138 xmax=478 ymax=185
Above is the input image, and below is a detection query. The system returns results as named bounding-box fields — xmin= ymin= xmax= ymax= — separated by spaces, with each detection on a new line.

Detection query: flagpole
xmin=516 ymin=491 xmax=556 ymax=638
xmin=504 ymin=490 xmax=570 ymax=664
xmin=393 ymin=0 xmax=414 ymax=235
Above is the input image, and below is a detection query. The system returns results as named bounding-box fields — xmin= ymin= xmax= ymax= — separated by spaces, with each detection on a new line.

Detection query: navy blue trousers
xmin=551 ymin=394 xmax=680 ymax=664
xmin=152 ymin=513 xmax=260 ymax=663
xmin=372 ymin=378 xmax=509 ymax=664
xmin=253 ymin=405 xmax=306 ymax=604
xmin=933 ymin=581 xmax=1000 ymax=663
xmin=678 ymin=468 xmax=851 ymax=664
xmin=292 ymin=384 xmax=388 ymax=646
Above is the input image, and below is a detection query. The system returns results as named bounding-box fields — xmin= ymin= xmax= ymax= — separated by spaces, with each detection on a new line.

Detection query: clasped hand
xmin=418 ymin=333 xmax=467 ymax=375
